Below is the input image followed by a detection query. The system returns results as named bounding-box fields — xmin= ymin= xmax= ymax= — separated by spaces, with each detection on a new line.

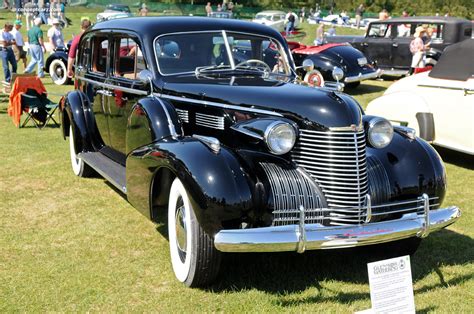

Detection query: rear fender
xmin=366 ymin=91 xmax=432 ymax=138
xmin=126 ymin=138 xmax=254 ymax=235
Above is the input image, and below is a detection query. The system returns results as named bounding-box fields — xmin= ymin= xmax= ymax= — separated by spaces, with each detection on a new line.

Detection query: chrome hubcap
xmin=55 ymin=66 xmax=64 ymax=77
xmin=175 ymin=199 xmax=187 ymax=261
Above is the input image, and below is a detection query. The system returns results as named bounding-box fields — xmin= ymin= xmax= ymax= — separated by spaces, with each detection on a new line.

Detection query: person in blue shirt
xmin=0 ymin=22 xmax=17 ymax=83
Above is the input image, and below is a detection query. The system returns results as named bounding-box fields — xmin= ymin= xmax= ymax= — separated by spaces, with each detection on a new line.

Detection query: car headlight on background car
xmin=367 ymin=117 xmax=393 ymax=149
xmin=264 ymin=121 xmax=297 ymax=155
xmin=332 ymin=67 xmax=344 ymax=81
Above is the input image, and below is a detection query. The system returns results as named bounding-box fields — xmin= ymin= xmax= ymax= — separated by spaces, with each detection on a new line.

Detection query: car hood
xmin=159 ymin=75 xmax=362 ymax=129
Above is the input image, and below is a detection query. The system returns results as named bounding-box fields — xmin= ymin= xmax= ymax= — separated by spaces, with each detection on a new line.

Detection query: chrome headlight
xmin=332 ymin=67 xmax=344 ymax=81
xmin=264 ymin=121 xmax=297 ymax=155
xmin=368 ymin=118 xmax=393 ymax=149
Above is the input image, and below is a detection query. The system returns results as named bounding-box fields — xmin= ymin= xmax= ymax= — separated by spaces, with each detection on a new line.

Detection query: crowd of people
xmin=205 ymin=1 xmax=235 ymax=16
xmin=0 ymin=1 xmax=91 ymax=85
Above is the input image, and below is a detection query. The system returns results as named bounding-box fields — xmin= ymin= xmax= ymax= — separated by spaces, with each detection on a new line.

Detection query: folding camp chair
xmin=21 ymin=89 xmax=59 ymax=129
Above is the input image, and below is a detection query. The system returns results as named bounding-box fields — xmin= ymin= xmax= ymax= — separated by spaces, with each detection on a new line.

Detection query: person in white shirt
xmin=47 ymin=18 xmax=64 ymax=52
xmin=11 ymin=19 xmax=26 ymax=68
xmin=0 ymin=22 xmax=17 ymax=83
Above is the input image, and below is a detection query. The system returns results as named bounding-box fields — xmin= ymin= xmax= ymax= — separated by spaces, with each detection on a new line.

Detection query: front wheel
xmin=168 ymin=178 xmax=221 ymax=287
xmin=69 ymin=125 xmax=93 ymax=177
xmin=49 ymin=59 xmax=70 ymax=85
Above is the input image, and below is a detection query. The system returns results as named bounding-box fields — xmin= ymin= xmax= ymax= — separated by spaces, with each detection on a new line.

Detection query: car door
xmin=82 ymin=33 xmax=112 ymax=148
xmin=106 ymin=34 xmax=149 ymax=160
xmin=362 ymin=23 xmax=393 ymax=68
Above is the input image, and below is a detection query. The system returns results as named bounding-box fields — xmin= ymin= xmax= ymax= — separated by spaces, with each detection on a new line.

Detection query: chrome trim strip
xmin=77 ymin=76 xmax=149 ymax=95
xmin=157 ymin=93 xmax=283 ymax=117
xmin=214 ymin=206 xmax=461 ymax=252
xmin=222 ymin=30 xmax=235 ymax=69
xmin=296 ymin=205 xmax=306 ymax=253
xmin=344 ymin=69 xmax=381 ymax=83
xmin=418 ymin=84 xmax=474 ymax=94
xmin=154 ymin=96 xmax=178 ymax=138
xmin=421 ymin=193 xmax=430 ymax=238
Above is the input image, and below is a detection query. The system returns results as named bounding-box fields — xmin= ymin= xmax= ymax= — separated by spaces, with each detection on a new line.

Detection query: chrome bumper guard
xmin=344 ymin=69 xmax=381 ymax=83
xmin=214 ymin=194 xmax=460 ymax=253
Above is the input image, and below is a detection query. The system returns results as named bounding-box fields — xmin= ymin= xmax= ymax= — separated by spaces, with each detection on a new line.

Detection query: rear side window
xmin=112 ymin=36 xmax=147 ymax=80
xmin=91 ymin=37 xmax=109 ymax=74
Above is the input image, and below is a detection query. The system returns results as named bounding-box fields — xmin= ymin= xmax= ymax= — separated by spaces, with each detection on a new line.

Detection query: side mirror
xmin=302 ymin=59 xmax=314 ymax=72
xmin=138 ymin=69 xmax=153 ymax=95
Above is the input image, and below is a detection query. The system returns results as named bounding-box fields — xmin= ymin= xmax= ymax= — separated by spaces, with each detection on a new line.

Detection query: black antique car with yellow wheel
xmin=60 ymin=17 xmax=460 ymax=287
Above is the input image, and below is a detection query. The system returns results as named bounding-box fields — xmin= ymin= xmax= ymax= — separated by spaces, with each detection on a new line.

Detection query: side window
xmin=368 ymin=24 xmax=388 ymax=37
xmin=91 ymin=36 xmax=109 ymax=74
xmin=396 ymin=23 xmax=411 ymax=38
xmin=78 ymin=36 xmax=91 ymax=68
xmin=112 ymin=36 xmax=147 ymax=80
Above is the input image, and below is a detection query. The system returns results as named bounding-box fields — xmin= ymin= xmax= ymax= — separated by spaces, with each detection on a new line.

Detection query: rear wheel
xmin=168 ymin=178 xmax=221 ymax=287
xmin=69 ymin=125 xmax=93 ymax=177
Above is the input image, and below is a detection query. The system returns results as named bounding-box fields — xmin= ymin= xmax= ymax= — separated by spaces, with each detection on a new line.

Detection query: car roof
xmin=429 ymin=38 xmax=474 ymax=81
xmin=370 ymin=16 xmax=470 ymax=24
xmin=91 ymin=16 xmax=283 ymax=39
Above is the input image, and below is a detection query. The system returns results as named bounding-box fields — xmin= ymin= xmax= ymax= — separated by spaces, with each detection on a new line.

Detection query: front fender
xmin=126 ymin=138 xmax=254 ymax=235
xmin=61 ymin=90 xmax=93 ymax=152
xmin=306 ymin=55 xmax=340 ymax=80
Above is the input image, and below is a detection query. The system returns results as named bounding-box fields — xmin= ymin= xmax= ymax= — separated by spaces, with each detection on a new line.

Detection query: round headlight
xmin=368 ymin=118 xmax=393 ymax=149
xmin=332 ymin=67 xmax=344 ymax=81
xmin=264 ymin=121 xmax=297 ymax=155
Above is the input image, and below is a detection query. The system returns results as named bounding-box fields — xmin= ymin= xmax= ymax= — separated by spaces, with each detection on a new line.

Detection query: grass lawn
xmin=0 ymin=10 xmax=473 ymax=312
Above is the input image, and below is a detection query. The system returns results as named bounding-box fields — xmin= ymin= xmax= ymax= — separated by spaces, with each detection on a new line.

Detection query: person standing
xmin=205 ymin=2 xmax=212 ymax=16
xmin=0 ymin=22 xmax=17 ymax=83
xmin=409 ymin=26 xmax=429 ymax=74
xmin=67 ymin=18 xmax=91 ymax=78
xmin=138 ymin=3 xmax=149 ymax=16
xmin=11 ymin=20 xmax=27 ymax=68
xmin=24 ymin=18 xmax=46 ymax=78
xmin=286 ymin=11 xmax=296 ymax=35
xmin=355 ymin=4 xmax=364 ymax=29
xmin=314 ymin=24 xmax=324 ymax=45
xmin=47 ymin=18 xmax=65 ymax=51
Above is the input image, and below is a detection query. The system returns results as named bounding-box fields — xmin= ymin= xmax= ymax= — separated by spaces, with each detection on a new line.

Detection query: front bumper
xmin=344 ymin=69 xmax=381 ymax=83
xmin=214 ymin=201 xmax=460 ymax=253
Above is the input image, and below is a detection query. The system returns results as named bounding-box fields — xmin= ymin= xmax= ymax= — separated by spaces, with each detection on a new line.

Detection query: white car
xmin=366 ymin=39 xmax=474 ymax=155
xmin=97 ymin=4 xmax=133 ymax=22
xmin=252 ymin=10 xmax=298 ymax=32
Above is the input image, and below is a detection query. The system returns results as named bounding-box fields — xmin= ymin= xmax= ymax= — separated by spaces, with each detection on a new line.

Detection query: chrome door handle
xmin=392 ymin=43 xmax=398 ymax=47
xmin=97 ymin=89 xmax=113 ymax=96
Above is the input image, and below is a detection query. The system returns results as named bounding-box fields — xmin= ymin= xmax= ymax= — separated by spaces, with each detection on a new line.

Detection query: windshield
xmin=154 ymin=31 xmax=292 ymax=77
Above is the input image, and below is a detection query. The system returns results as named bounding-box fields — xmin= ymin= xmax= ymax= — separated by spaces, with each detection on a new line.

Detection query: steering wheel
xmin=235 ymin=59 xmax=271 ymax=73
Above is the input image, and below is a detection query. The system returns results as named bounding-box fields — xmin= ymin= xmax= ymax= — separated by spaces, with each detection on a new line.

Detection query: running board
xmin=78 ymin=152 xmax=127 ymax=194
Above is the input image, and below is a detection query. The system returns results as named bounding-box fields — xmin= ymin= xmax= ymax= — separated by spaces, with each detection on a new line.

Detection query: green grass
xmin=0 ymin=12 xmax=473 ymax=312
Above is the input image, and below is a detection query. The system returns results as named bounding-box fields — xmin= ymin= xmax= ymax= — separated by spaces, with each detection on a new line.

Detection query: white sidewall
xmin=69 ymin=125 xmax=83 ymax=176
xmin=168 ymin=178 xmax=193 ymax=283
xmin=50 ymin=59 xmax=68 ymax=85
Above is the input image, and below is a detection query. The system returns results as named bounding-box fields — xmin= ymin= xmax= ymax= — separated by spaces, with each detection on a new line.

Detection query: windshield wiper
xmin=195 ymin=64 xmax=232 ymax=75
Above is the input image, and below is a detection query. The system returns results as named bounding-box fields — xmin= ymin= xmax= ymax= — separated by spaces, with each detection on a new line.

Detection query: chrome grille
xmin=260 ymin=162 xmax=324 ymax=226
xmin=195 ymin=113 xmax=225 ymax=130
xmin=291 ymin=129 xmax=368 ymax=225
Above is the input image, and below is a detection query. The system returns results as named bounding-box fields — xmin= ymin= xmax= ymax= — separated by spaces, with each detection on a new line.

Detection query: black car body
xmin=60 ymin=17 xmax=460 ymax=287
xmin=326 ymin=16 xmax=472 ymax=75
xmin=288 ymin=41 xmax=380 ymax=89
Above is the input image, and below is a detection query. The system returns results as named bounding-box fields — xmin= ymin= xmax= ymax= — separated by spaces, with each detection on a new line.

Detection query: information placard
xmin=367 ymin=255 xmax=415 ymax=313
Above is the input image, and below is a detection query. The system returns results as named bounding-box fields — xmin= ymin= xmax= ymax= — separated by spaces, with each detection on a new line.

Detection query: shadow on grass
xmin=205 ymin=229 xmax=473 ymax=303
xmin=434 ymin=146 xmax=474 ymax=170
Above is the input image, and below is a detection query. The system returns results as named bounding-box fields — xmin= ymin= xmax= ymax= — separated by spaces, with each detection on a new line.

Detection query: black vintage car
xmin=287 ymin=41 xmax=380 ymax=89
xmin=326 ymin=16 xmax=472 ymax=75
xmin=60 ymin=17 xmax=460 ymax=287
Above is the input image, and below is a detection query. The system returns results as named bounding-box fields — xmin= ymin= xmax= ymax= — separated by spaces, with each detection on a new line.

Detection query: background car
xmin=366 ymin=39 xmax=474 ymax=155
xmin=96 ymin=3 xmax=133 ymax=22
xmin=326 ymin=16 xmax=472 ymax=75
xmin=44 ymin=43 xmax=71 ymax=85
xmin=289 ymin=41 xmax=380 ymax=89
xmin=209 ymin=11 xmax=233 ymax=19
xmin=252 ymin=10 xmax=290 ymax=32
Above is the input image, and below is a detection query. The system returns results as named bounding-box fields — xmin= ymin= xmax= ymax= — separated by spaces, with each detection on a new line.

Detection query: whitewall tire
xmin=168 ymin=178 xmax=221 ymax=287
xmin=49 ymin=59 xmax=70 ymax=85
xmin=69 ymin=125 xmax=93 ymax=177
